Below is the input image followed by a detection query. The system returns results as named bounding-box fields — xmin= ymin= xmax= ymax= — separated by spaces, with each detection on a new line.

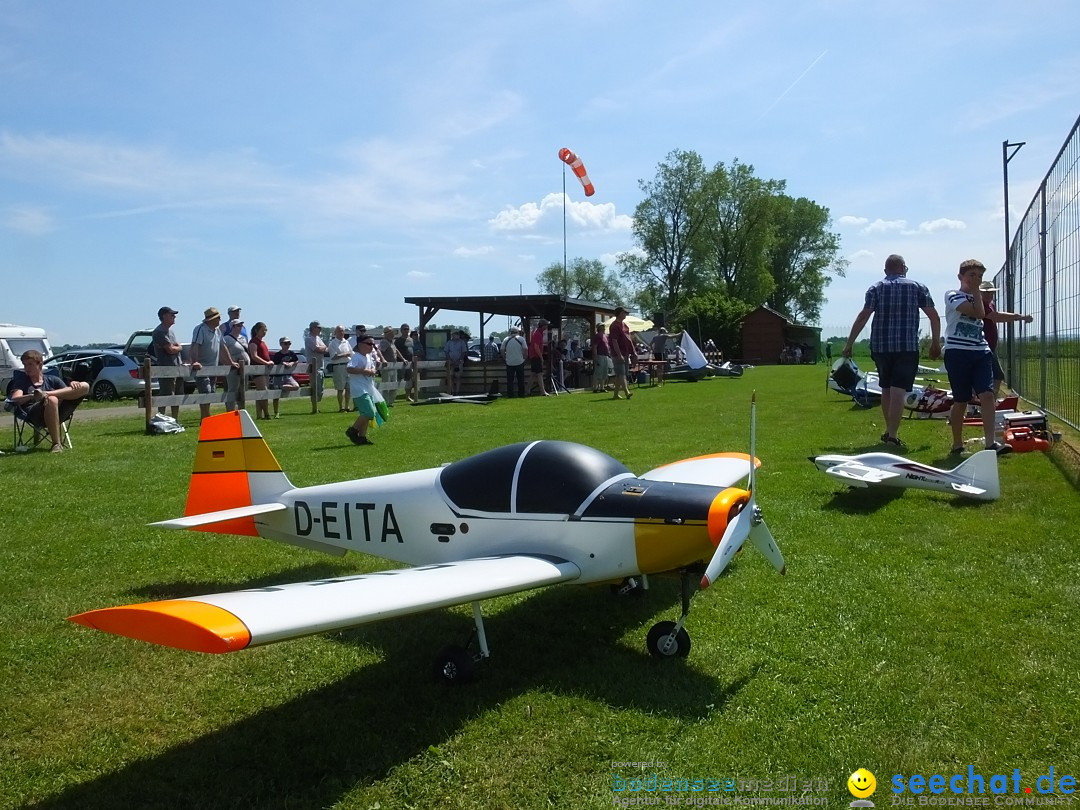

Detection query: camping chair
xmin=5 ymin=375 xmax=75 ymax=452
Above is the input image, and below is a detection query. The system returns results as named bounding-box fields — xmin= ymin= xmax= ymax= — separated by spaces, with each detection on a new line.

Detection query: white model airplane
xmin=70 ymin=396 xmax=785 ymax=681
xmin=810 ymin=449 xmax=999 ymax=501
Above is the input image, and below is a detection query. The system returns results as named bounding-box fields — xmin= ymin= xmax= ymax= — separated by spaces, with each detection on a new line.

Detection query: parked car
xmin=44 ymin=349 xmax=159 ymax=401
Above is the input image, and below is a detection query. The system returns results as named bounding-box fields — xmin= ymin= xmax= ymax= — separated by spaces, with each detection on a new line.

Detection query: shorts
xmin=22 ymin=398 xmax=80 ymax=428
xmin=330 ymin=363 xmax=349 ymax=390
xmin=990 ymin=351 xmax=1005 ymax=382
xmin=352 ymin=393 xmax=377 ymax=419
xmin=269 ymin=375 xmax=297 ymax=390
xmin=944 ymin=349 xmax=994 ymax=402
xmin=195 ymin=376 xmax=214 ymax=395
xmin=612 ymin=357 xmax=629 ymax=376
xmin=870 ymin=351 xmax=918 ymax=390
xmin=529 ymin=357 xmax=543 ymax=374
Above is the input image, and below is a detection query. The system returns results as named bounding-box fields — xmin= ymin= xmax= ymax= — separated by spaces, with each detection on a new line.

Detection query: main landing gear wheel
xmin=433 ymin=645 xmax=475 ymax=684
xmin=646 ymin=621 xmax=691 ymax=658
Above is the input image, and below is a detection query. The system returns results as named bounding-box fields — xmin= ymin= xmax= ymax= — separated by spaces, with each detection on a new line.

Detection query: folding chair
xmin=5 ymin=376 xmax=75 ymax=452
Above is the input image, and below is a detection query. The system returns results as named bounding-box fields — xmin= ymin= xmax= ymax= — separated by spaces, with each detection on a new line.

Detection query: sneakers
xmin=344 ymin=426 xmax=362 ymax=445
xmin=949 ymin=446 xmax=966 ymax=456
xmin=359 ymin=436 xmax=374 ymax=446
xmin=989 ymin=442 xmax=1014 ymax=456
xmin=50 ymin=443 xmax=63 ymax=453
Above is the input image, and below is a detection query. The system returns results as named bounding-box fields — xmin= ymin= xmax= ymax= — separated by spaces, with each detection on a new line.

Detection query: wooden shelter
xmin=739 ymin=305 xmax=821 ymax=365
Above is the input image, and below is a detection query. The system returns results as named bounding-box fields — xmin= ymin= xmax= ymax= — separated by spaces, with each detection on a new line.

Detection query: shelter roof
xmin=403 ymin=295 xmax=619 ymax=328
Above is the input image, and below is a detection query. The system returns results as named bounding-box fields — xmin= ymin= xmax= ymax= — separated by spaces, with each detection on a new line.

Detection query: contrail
xmin=759 ymin=49 xmax=828 ymax=118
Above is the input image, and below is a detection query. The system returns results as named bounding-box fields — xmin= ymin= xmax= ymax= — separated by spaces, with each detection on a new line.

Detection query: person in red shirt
xmin=608 ymin=307 xmax=636 ymax=400
xmin=527 ymin=319 xmax=551 ymax=397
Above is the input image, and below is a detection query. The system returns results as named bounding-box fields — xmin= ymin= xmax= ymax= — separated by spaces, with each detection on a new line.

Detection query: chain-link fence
xmin=995 ymin=113 xmax=1080 ymax=431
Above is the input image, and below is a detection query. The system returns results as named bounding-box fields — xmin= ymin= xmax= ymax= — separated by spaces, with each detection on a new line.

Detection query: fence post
xmin=142 ymin=358 xmax=154 ymax=430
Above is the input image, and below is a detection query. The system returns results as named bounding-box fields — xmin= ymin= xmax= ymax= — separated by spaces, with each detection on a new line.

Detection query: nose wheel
xmin=646 ymin=569 xmax=697 ymax=659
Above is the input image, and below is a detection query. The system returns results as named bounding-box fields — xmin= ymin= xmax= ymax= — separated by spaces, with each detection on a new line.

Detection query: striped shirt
xmin=943 ymin=290 xmax=990 ymax=351
xmin=864 ymin=276 xmax=935 ymax=353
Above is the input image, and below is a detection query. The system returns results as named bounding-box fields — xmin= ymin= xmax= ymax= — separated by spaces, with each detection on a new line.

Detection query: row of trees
xmin=537 ymin=149 xmax=846 ymax=352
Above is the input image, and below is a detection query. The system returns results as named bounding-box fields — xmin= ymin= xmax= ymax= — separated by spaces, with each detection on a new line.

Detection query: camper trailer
xmin=0 ymin=324 xmax=54 ymax=395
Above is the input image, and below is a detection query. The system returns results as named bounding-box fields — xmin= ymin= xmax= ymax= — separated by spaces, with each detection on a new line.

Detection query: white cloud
xmin=2 ymin=204 xmax=55 ymax=235
xmin=489 ymin=193 xmax=633 ymax=232
xmin=406 ymin=270 xmax=433 ymax=279
xmin=453 ymin=245 xmax=494 ymax=258
xmin=863 ymin=219 xmax=907 ymax=234
xmin=837 ymin=215 xmax=868 ymax=227
xmin=911 ymin=218 xmax=966 ymax=234
xmin=848 ymin=249 xmax=874 ymax=261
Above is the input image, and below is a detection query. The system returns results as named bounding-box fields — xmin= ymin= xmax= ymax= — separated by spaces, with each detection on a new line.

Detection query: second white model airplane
xmin=810 ymin=449 xmax=1000 ymax=501
xmin=71 ymin=395 xmax=785 ymax=681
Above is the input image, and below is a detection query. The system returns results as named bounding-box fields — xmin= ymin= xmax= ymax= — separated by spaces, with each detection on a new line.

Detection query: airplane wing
xmin=69 ymin=554 xmax=580 ymax=653
xmin=822 ymin=462 xmax=900 ymax=485
xmin=640 ymin=452 xmax=758 ymax=487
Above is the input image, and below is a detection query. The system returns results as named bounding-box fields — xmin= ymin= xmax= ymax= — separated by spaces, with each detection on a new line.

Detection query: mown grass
xmin=2 ymin=365 xmax=1078 ymax=810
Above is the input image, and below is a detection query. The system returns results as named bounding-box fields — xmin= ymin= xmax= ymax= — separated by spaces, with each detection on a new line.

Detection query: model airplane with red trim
xmin=810 ymin=449 xmax=999 ymax=500
xmin=70 ymin=395 xmax=785 ymax=681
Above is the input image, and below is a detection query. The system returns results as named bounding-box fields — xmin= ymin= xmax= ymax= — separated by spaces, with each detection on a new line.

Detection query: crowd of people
xmin=841 ymin=253 xmax=1032 ymax=456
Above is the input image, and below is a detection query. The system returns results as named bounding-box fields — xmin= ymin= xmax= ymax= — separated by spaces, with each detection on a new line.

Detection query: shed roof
xmin=404 ymin=295 xmax=619 ymax=330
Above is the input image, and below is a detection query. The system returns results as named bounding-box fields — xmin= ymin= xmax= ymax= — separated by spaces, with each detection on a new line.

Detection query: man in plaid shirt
xmin=842 ymin=254 xmax=941 ymax=448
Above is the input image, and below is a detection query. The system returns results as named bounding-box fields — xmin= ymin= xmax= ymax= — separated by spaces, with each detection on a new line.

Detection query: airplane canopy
xmin=439 ymin=440 xmax=632 ymax=515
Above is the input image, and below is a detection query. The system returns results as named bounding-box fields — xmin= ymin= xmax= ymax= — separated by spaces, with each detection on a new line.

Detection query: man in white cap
xmin=979 ymin=279 xmax=1032 ymax=398
xmin=501 ymin=325 xmax=527 ymax=398
xmin=221 ymin=305 xmax=248 ymax=340
xmin=304 ymin=320 xmax=328 ymax=413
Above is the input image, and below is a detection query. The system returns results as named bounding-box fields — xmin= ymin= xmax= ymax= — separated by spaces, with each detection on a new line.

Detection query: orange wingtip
xmin=69 ymin=600 xmax=252 ymax=654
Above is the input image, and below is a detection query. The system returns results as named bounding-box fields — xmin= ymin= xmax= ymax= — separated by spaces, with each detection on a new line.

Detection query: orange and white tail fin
xmin=160 ymin=410 xmax=293 ymax=536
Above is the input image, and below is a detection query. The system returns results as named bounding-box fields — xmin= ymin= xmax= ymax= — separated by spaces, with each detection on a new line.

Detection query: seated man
xmin=7 ymin=350 xmax=89 ymax=452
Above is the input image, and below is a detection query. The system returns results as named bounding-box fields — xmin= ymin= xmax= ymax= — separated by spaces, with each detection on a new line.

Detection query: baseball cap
xmin=230 ymin=318 xmax=244 ymax=327
xmin=279 ymin=336 xmax=292 ymax=345
xmin=228 ymin=305 xmax=242 ymax=313
xmin=158 ymin=306 xmax=178 ymax=317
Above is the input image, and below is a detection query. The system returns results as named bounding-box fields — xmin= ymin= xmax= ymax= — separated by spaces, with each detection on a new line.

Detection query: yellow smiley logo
xmin=848 ymin=768 xmax=877 ymax=799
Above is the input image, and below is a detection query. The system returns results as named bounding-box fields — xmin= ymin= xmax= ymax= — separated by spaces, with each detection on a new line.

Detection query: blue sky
xmin=2 ymin=0 xmax=1078 ymax=346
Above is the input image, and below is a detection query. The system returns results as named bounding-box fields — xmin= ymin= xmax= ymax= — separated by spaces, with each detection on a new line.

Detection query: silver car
xmin=44 ymin=349 xmax=159 ymax=401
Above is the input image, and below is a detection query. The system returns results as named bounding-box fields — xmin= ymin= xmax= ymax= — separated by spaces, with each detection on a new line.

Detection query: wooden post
xmin=142 ymin=357 xmax=154 ymax=431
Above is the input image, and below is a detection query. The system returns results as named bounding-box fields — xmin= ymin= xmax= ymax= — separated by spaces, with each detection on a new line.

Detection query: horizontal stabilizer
xmin=951 ymin=483 xmax=987 ymax=496
xmin=641 ymin=453 xmax=758 ymax=487
xmin=823 ymin=464 xmax=899 ymax=484
xmin=70 ymin=554 xmax=581 ymax=653
xmin=151 ymin=502 xmax=288 ymax=529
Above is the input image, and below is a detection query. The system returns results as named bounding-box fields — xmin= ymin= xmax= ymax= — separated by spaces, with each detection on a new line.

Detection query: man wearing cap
xmin=979 ymin=280 xmax=1032 ymax=397
xmin=304 ymin=320 xmax=328 ymax=413
xmin=842 ymin=254 xmax=940 ymax=448
xmin=527 ymin=319 xmax=550 ymax=396
xmin=151 ymin=306 xmax=184 ymax=418
xmin=378 ymin=327 xmax=403 ymax=405
xmin=221 ymin=306 xmax=248 ymax=340
xmin=501 ymin=326 xmax=527 ymax=397
xmin=445 ymin=330 xmax=469 ymax=395
xmin=222 ymin=318 xmax=249 ymax=412
xmin=269 ymin=337 xmax=300 ymax=417
xmin=191 ymin=307 xmax=229 ymax=420
xmin=608 ymin=307 xmax=636 ymax=400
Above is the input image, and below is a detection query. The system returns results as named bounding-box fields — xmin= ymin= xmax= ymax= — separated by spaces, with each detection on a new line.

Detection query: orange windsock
xmin=558 ymin=148 xmax=595 ymax=197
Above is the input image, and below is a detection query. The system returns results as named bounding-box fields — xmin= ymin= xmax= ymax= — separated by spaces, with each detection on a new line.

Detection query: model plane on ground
xmin=70 ymin=396 xmax=785 ymax=681
xmin=810 ymin=449 xmax=999 ymax=500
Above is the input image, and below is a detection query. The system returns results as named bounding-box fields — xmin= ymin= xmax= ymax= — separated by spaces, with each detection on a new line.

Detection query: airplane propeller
xmin=700 ymin=391 xmax=786 ymax=589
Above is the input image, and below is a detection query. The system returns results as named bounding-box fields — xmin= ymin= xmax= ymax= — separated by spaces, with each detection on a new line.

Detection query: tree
xmin=766 ymin=195 xmax=846 ymax=323
xmin=618 ymin=149 xmax=712 ymax=321
xmin=698 ymin=159 xmax=781 ymax=307
xmin=536 ymin=257 xmax=625 ymax=304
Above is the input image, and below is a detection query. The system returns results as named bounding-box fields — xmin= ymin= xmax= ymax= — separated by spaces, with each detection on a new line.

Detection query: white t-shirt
xmin=347 ymin=351 xmax=381 ymax=399
xmin=502 ymin=334 xmax=527 ymax=365
xmin=943 ymin=290 xmax=989 ymax=352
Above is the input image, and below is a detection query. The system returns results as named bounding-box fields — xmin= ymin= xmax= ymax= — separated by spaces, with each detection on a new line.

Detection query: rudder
xmin=952 ymin=449 xmax=1000 ymax=501
xmin=184 ymin=411 xmax=293 ymax=535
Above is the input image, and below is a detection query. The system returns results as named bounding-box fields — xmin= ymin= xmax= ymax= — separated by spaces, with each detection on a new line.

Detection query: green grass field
xmin=3 ymin=365 xmax=1078 ymax=810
